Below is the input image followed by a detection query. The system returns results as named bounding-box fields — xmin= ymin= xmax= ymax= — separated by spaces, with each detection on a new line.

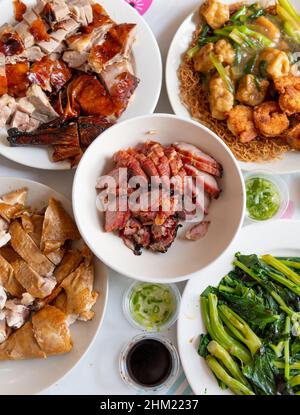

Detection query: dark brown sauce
xmin=126 ymin=339 xmax=172 ymax=387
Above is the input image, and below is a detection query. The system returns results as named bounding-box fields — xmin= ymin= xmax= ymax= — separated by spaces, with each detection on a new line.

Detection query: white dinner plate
xmin=166 ymin=0 xmax=300 ymax=174
xmin=0 ymin=177 xmax=108 ymax=395
xmin=0 ymin=0 xmax=162 ymax=170
xmin=178 ymin=219 xmax=300 ymax=395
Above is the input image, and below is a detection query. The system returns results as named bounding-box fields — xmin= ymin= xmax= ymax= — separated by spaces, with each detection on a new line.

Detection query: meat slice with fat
xmin=173 ymin=142 xmax=223 ymax=177
xmin=184 ymin=164 xmax=221 ymax=198
xmin=185 ymin=221 xmax=210 ymax=241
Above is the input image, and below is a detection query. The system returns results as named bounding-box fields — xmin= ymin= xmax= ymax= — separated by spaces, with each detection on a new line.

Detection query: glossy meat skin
xmin=13 ymin=0 xmax=27 ymax=22
xmin=0 ymin=32 xmax=24 ymax=56
xmin=6 ymin=61 xmax=29 ymax=97
xmin=29 ymin=18 xmax=50 ymax=41
xmin=89 ymin=23 xmax=136 ymax=72
xmin=28 ymin=56 xmax=72 ymax=92
xmin=78 ymin=116 xmax=114 ymax=151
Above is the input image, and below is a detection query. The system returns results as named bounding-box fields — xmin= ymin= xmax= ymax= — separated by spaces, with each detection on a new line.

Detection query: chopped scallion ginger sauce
xmin=129 ymin=283 xmax=176 ymax=331
xmin=246 ymin=177 xmax=281 ymax=221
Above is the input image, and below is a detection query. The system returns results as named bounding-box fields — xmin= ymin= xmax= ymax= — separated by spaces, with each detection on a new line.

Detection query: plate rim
xmin=72 ymin=112 xmax=245 ymax=284
xmin=0 ymin=0 xmax=162 ymax=171
xmin=177 ymin=219 xmax=300 ymax=395
xmin=165 ymin=3 xmax=300 ymax=175
xmin=0 ymin=176 xmax=109 ymax=395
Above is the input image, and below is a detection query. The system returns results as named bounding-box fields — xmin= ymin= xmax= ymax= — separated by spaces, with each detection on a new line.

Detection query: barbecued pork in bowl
xmin=73 ymin=114 xmax=245 ymax=283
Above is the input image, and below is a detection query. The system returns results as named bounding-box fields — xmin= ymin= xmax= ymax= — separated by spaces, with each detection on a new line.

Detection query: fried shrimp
xmin=253 ymin=101 xmax=289 ymax=137
xmin=200 ymin=0 xmax=229 ymax=29
xmin=214 ymin=39 xmax=235 ymax=65
xmin=286 ymin=124 xmax=300 ymax=150
xmin=236 ymin=75 xmax=269 ymax=107
xmin=227 ymin=105 xmax=258 ymax=143
xmin=274 ymin=75 xmax=300 ymax=115
xmin=259 ymin=48 xmax=290 ymax=79
xmin=193 ymin=43 xmax=215 ymax=72
xmin=209 ymin=72 xmax=234 ymax=120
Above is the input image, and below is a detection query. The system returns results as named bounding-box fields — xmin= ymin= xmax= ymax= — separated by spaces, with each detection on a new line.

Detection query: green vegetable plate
xmin=178 ymin=220 xmax=300 ymax=395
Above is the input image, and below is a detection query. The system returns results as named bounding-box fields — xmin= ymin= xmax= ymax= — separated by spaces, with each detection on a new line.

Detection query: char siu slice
xmin=173 ymin=142 xmax=223 ymax=177
xmin=184 ymin=164 xmax=221 ymax=198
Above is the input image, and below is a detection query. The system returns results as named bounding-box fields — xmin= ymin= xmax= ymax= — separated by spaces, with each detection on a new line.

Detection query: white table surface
xmin=1 ymin=0 xmax=300 ymax=395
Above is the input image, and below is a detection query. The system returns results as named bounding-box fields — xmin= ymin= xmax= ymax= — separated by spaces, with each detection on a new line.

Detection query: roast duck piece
xmin=0 ymin=0 xmax=140 ymax=166
xmin=96 ymin=141 xmax=223 ymax=255
xmin=0 ymin=187 xmax=98 ymax=361
xmin=7 ymin=112 xmax=114 ymax=166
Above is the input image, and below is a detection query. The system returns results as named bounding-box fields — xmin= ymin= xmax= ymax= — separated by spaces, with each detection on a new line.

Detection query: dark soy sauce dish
xmin=119 ymin=335 xmax=179 ymax=392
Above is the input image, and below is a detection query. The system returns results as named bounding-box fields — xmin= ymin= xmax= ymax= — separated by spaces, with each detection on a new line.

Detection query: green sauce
xmin=129 ymin=283 xmax=176 ymax=331
xmin=246 ymin=177 xmax=281 ymax=221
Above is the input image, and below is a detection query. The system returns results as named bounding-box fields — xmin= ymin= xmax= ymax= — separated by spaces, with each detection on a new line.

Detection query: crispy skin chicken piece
xmin=41 ymin=198 xmax=80 ymax=254
xmin=0 ymin=253 xmax=24 ymax=298
xmin=32 ymin=305 xmax=72 ymax=356
xmin=286 ymin=124 xmax=300 ymax=151
xmin=54 ymin=249 xmax=83 ymax=284
xmin=9 ymin=221 xmax=55 ymax=277
xmin=0 ymin=306 xmax=72 ymax=360
xmin=12 ymin=258 xmax=56 ymax=299
xmin=56 ymin=259 xmax=98 ymax=321
xmin=28 ymin=56 xmax=72 ymax=92
xmin=0 ymin=322 xmax=46 ymax=360
xmin=1 ymin=187 xmax=27 ymax=206
xmin=0 ymin=188 xmax=28 ymax=222
xmin=6 ymin=61 xmax=29 ymax=97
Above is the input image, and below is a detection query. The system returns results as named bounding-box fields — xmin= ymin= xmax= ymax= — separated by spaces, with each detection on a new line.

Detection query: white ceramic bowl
xmin=73 ymin=114 xmax=245 ymax=283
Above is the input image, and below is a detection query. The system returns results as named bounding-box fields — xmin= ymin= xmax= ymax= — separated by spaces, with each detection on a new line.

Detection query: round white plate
xmin=0 ymin=0 xmax=162 ymax=170
xmin=166 ymin=0 xmax=300 ymax=174
xmin=178 ymin=219 xmax=300 ymax=395
xmin=0 ymin=177 xmax=108 ymax=395
xmin=73 ymin=113 xmax=245 ymax=283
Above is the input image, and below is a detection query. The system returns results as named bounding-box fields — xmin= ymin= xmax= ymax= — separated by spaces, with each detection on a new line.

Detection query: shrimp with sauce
xmin=236 ymin=75 xmax=269 ymax=107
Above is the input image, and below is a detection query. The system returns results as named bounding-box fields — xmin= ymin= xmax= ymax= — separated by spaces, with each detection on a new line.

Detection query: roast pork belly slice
xmin=15 ymin=97 xmax=35 ymax=115
xmin=54 ymin=18 xmax=80 ymax=35
xmin=26 ymin=84 xmax=59 ymax=120
xmin=50 ymin=28 xmax=68 ymax=43
xmin=25 ymin=45 xmax=45 ymax=61
xmin=184 ymin=164 xmax=221 ymax=198
xmin=62 ymin=50 xmax=88 ymax=68
xmin=38 ymin=38 xmax=60 ymax=54
xmin=69 ymin=0 xmax=93 ymax=26
xmin=33 ymin=0 xmax=48 ymax=14
xmin=88 ymin=23 xmax=136 ymax=73
xmin=22 ymin=10 xmax=39 ymax=26
xmin=14 ymin=21 xmax=35 ymax=48
xmin=173 ymin=142 xmax=223 ymax=177
xmin=52 ymin=0 xmax=70 ymax=22
xmin=9 ymin=110 xmax=30 ymax=131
